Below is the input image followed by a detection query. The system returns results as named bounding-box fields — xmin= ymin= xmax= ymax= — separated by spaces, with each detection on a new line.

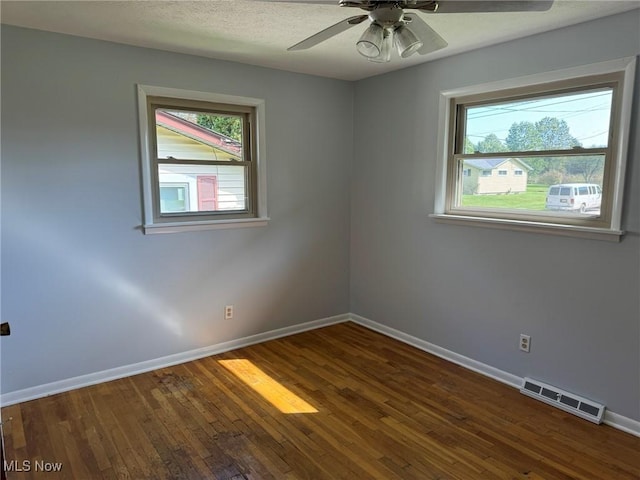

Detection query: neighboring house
xmin=462 ymin=158 xmax=531 ymax=195
xmin=156 ymin=111 xmax=245 ymax=212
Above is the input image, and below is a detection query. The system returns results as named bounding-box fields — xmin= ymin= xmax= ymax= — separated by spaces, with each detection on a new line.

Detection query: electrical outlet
xmin=224 ymin=305 xmax=234 ymax=320
xmin=520 ymin=334 xmax=531 ymax=353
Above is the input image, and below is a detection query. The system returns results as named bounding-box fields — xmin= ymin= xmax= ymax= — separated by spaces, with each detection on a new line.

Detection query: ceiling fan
xmin=273 ymin=1 xmax=554 ymax=63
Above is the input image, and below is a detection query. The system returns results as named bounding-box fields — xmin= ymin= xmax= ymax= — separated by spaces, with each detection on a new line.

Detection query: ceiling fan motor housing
xmin=369 ymin=6 xmax=405 ymax=28
xmin=339 ymin=1 xmax=439 ymax=13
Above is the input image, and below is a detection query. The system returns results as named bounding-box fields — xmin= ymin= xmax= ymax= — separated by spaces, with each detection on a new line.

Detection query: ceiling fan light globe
xmin=369 ymin=30 xmax=393 ymax=63
xmin=356 ymin=23 xmax=384 ymax=58
xmin=395 ymin=25 xmax=423 ymax=58
xmin=400 ymin=41 xmax=422 ymax=58
xmin=357 ymin=40 xmax=380 ymax=58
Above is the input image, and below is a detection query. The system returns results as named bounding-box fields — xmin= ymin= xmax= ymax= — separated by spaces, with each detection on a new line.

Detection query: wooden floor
xmin=2 ymin=322 xmax=639 ymax=479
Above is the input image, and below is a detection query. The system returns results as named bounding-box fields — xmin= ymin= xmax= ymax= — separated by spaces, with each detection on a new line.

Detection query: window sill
xmin=143 ymin=217 xmax=270 ymax=235
xmin=429 ymin=214 xmax=624 ymax=242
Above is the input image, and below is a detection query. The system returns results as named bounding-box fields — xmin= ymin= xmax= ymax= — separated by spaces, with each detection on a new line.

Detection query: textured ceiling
xmin=1 ymin=0 xmax=638 ymax=81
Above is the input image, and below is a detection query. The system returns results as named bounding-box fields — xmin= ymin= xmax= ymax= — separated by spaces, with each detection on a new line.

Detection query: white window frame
xmin=137 ymin=85 xmax=268 ymax=234
xmin=431 ymin=57 xmax=636 ymax=242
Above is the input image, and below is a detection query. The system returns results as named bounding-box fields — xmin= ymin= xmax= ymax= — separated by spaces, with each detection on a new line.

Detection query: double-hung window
xmin=433 ymin=57 xmax=636 ymax=241
xmin=137 ymin=85 xmax=267 ymax=234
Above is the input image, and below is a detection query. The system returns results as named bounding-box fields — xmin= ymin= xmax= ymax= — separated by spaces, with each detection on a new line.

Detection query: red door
xmin=197 ymin=176 xmax=218 ymax=211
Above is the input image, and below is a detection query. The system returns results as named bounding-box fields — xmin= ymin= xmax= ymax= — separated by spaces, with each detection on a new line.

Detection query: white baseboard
xmin=348 ymin=313 xmax=640 ymax=438
xmin=0 ymin=314 xmax=350 ymax=407
xmin=603 ymin=411 xmax=640 ymax=437
xmin=2 ymin=311 xmax=638 ymax=438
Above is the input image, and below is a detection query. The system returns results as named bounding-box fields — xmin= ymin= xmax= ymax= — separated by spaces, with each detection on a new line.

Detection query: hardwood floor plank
xmin=2 ymin=322 xmax=639 ymax=479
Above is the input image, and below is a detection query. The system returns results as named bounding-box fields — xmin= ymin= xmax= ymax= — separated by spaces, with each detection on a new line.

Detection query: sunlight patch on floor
xmin=219 ymin=359 xmax=318 ymax=414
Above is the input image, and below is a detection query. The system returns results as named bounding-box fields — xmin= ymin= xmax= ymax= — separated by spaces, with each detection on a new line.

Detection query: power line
xmin=466 ymin=92 xmax=611 ymax=120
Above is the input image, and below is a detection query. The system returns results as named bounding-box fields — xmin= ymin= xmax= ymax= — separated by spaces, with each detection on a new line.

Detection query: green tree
xmin=505 ymin=121 xmax=542 ymax=151
xmin=566 ymin=155 xmax=604 ymax=183
xmin=476 ymin=133 xmax=507 ymax=153
xmin=505 ymin=117 xmax=586 ymax=182
xmin=534 ymin=117 xmax=582 ymax=177
xmin=197 ymin=114 xmax=242 ymax=142
xmin=505 ymin=122 xmax=543 ymax=178
xmin=535 ymin=117 xmax=581 ymax=150
xmin=523 ymin=158 xmax=549 ymax=179
xmin=463 ymin=137 xmax=476 ymax=154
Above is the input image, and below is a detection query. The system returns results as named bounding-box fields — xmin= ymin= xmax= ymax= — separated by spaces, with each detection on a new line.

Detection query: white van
xmin=545 ymin=183 xmax=602 ymax=213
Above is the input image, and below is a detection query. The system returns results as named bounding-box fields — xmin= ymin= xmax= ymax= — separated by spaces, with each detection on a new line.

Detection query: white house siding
xmin=156 ymin=126 xmax=246 ymax=211
xmin=158 ymin=164 xmax=246 ymax=211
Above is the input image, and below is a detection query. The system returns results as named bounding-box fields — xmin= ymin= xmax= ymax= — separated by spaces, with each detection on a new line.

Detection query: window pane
xmin=463 ymin=89 xmax=613 ymax=154
xmin=160 ymin=183 xmax=189 ymax=212
xmin=155 ymin=108 xmax=243 ymax=161
xmin=459 ymin=155 xmax=604 ymax=217
xmin=158 ymin=164 xmax=247 ymax=214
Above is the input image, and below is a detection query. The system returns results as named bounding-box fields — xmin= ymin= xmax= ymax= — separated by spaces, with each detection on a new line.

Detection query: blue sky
xmin=465 ymin=88 xmax=613 ymax=149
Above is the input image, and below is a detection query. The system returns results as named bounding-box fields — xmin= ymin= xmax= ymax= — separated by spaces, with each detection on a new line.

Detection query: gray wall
xmin=351 ymin=11 xmax=640 ymax=420
xmin=1 ymin=26 xmax=352 ymax=393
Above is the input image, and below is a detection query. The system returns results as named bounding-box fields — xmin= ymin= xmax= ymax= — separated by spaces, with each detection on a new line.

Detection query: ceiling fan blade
xmin=403 ymin=13 xmax=448 ymax=55
xmin=256 ymin=1 xmax=337 ymax=3
xmin=288 ymin=15 xmax=368 ymax=51
xmin=432 ymin=1 xmax=553 ymax=13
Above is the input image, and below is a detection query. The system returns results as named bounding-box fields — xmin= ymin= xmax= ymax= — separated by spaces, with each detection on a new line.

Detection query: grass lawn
xmin=461 ymin=184 xmax=548 ymax=210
